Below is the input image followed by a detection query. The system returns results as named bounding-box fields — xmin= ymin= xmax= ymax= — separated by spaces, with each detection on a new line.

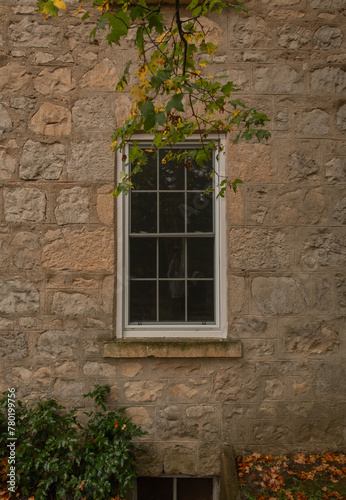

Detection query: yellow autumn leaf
xmin=53 ymin=0 xmax=66 ymax=9
xmin=199 ymin=62 xmax=207 ymax=68
xmin=129 ymin=85 xmax=146 ymax=102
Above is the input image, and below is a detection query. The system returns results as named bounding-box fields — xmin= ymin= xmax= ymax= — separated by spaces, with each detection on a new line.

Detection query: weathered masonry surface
xmin=0 ymin=0 xmax=345 ymax=477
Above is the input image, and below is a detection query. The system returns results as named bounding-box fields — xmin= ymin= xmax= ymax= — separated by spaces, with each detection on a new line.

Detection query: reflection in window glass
xmin=159 ymin=149 xmax=184 ymax=190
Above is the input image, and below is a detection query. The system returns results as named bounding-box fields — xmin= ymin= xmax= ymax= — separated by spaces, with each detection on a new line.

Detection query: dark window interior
xmin=137 ymin=477 xmax=213 ymax=500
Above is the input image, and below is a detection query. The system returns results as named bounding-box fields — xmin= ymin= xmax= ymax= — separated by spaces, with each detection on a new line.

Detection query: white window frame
xmin=116 ymin=134 xmax=227 ymax=339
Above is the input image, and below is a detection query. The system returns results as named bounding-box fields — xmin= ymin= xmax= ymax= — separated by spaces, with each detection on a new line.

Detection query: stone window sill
xmin=103 ymin=339 xmax=242 ymax=358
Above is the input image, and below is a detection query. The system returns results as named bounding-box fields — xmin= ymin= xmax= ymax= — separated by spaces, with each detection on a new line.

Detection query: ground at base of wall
xmin=236 ymin=452 xmax=346 ymax=500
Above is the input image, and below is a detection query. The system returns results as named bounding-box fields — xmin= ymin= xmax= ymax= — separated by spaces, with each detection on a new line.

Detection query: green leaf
xmin=141 ymin=101 xmax=156 ymax=130
xmin=221 ymin=82 xmax=236 ymax=96
xmin=148 ymin=12 xmax=164 ymax=34
xmin=155 ymin=111 xmax=166 ymax=126
xmin=232 ymin=179 xmax=243 ymax=193
xmin=166 ymin=93 xmax=184 ymax=115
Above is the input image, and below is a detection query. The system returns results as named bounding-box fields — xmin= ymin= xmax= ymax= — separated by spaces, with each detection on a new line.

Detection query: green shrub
xmin=0 ymin=385 xmax=145 ymax=500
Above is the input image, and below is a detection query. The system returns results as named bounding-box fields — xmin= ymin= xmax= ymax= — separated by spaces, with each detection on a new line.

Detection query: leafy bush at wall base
xmin=0 ymin=385 xmax=145 ymax=500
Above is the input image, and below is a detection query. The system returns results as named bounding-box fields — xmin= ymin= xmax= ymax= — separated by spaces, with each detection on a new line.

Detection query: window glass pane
xmin=187 ymin=162 xmax=213 ymax=191
xmin=187 ymin=238 xmax=214 ymax=278
xmin=130 ymin=238 xmax=156 ymax=278
xmin=187 ymin=280 xmax=214 ymax=322
xmin=131 ymin=193 xmax=157 ymax=233
xmin=129 ymin=281 xmax=156 ymax=322
xmin=186 ymin=192 xmax=213 ymax=232
xmin=159 ymin=281 xmax=185 ymax=322
xmin=137 ymin=477 xmax=174 ymax=500
xmin=159 ymin=149 xmax=184 ymax=190
xmin=159 ymin=193 xmax=185 ymax=233
xmin=131 ymin=150 xmax=157 ymax=190
xmin=177 ymin=478 xmax=213 ymax=500
xmin=159 ymin=238 xmax=184 ymax=279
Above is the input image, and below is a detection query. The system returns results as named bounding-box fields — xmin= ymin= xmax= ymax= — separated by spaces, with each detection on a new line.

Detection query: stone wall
xmin=0 ymin=0 xmax=345 ymax=476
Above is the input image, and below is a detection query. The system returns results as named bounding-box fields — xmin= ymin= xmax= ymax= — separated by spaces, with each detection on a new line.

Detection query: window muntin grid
xmin=127 ymin=145 xmax=216 ymax=325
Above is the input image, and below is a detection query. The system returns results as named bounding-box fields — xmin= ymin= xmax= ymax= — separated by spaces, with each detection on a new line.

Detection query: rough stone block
xmin=231 ymin=17 xmax=272 ymax=48
xmin=156 ymin=405 xmax=199 ymax=441
xmin=254 ymin=65 xmax=304 ymax=94
xmin=12 ymin=231 xmax=41 ymax=270
xmin=230 ymin=316 xmax=272 ymax=339
xmin=310 ymin=67 xmax=346 ymax=94
xmin=335 ymin=275 xmax=346 ymax=310
xmin=229 ymin=228 xmax=292 ymax=271
xmin=277 ymin=26 xmax=311 ymax=49
xmin=55 ymin=187 xmax=90 ymax=225
xmin=0 ymin=62 xmax=31 ymax=92
xmin=282 ymin=319 xmax=340 ymax=355
xmin=324 ymin=157 xmax=346 ymax=184
xmin=273 ymin=187 xmax=327 ymax=225
xmin=29 ymin=103 xmax=72 ymax=136
xmin=4 ymin=187 xmax=46 ymax=222
xmin=119 ymin=361 xmax=144 ymax=378
xmin=52 ymin=291 xmax=96 ymax=317
xmin=162 ymin=443 xmax=197 ymax=475
xmin=8 ymin=18 xmax=61 ymax=47
xmin=66 ymin=141 xmax=114 ymax=182
xmin=315 ymin=363 xmax=346 ymax=400
xmin=333 ymin=196 xmax=346 ymax=224
xmin=311 ymin=275 xmax=333 ymax=312
xmin=230 ymin=143 xmax=272 ymax=181
xmin=0 ymin=332 xmax=28 ymax=360
xmin=313 ymin=26 xmax=343 ymax=50
xmin=264 ymin=379 xmax=285 ymax=399
xmin=295 ymin=420 xmax=343 ymax=446
xmin=0 ymin=280 xmax=39 ymax=313
xmin=243 ymin=339 xmax=276 ymax=359
xmin=80 ymin=59 xmax=119 ymax=90
xmin=286 ymin=152 xmax=320 ymax=182
xmin=0 ymin=105 xmax=12 ymax=136
xmin=72 ymin=97 xmax=115 ymax=132
xmin=250 ymin=421 xmax=293 ymax=445
xmin=53 ymin=379 xmax=84 ymax=400
xmin=34 ymin=68 xmax=76 ymax=95
xmin=298 ymin=229 xmax=346 ymax=270
xmin=41 ymin=227 xmax=114 ymax=271
xmin=97 ymin=185 xmax=114 ymax=225
xmin=0 ymin=149 xmax=17 ymax=180
xmin=309 ymin=0 xmax=346 ymax=11
xmin=19 ymin=139 xmax=65 ymax=180
xmin=297 ymin=109 xmax=330 ymax=136
xmin=213 ymin=363 xmax=258 ymax=402
xmin=168 ymin=379 xmax=210 ymax=403
xmin=150 ymin=359 xmax=201 ymax=377
xmin=124 ymin=380 xmax=165 ymax=402
xmin=336 ymin=104 xmax=346 ymax=133
xmin=37 ymin=330 xmax=79 ymax=359
xmin=83 ymin=361 xmax=117 ymax=377
xmin=124 ymin=407 xmax=153 ymax=433
xmin=251 ymin=276 xmax=310 ymax=315
xmin=228 ymin=275 xmax=245 ymax=314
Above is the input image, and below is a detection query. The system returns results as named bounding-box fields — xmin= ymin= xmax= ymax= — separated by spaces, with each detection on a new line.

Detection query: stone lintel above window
xmin=103 ymin=339 xmax=242 ymax=358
